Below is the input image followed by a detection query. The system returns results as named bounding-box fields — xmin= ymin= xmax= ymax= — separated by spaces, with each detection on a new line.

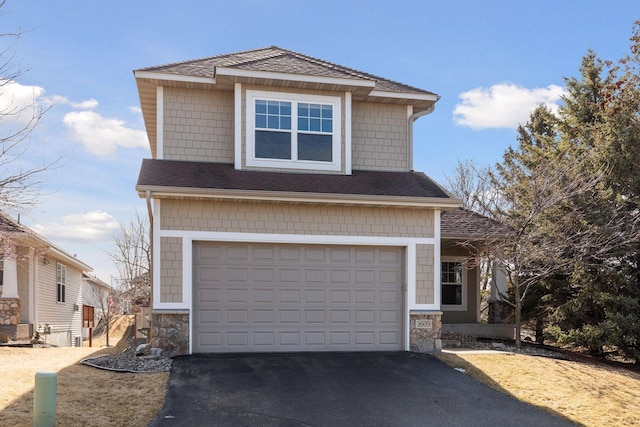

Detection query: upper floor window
xmin=246 ymin=90 xmax=341 ymax=171
xmin=57 ymin=263 xmax=66 ymax=303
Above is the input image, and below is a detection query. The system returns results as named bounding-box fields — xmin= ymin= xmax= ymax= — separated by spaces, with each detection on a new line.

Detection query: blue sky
xmin=1 ymin=0 xmax=637 ymax=281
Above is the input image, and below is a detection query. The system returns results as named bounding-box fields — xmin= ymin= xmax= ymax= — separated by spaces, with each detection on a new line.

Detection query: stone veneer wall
xmin=150 ymin=311 xmax=189 ymax=357
xmin=0 ymin=298 xmax=20 ymax=326
xmin=0 ymin=298 xmax=23 ymax=341
xmin=409 ymin=311 xmax=442 ymax=353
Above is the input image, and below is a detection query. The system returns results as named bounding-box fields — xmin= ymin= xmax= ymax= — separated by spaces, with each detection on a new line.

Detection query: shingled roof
xmin=137 ymin=46 xmax=436 ymax=96
xmin=0 ymin=211 xmax=27 ymax=234
xmin=136 ymin=159 xmax=456 ymax=205
xmin=441 ymin=208 xmax=508 ymax=239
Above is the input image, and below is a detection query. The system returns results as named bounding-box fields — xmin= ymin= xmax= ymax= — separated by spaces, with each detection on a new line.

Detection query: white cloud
xmin=453 ymin=83 xmax=566 ymax=130
xmin=72 ymin=98 xmax=99 ymax=109
xmin=0 ymin=79 xmax=47 ymax=126
xmin=32 ymin=210 xmax=120 ymax=242
xmin=63 ymin=110 xmax=148 ymax=156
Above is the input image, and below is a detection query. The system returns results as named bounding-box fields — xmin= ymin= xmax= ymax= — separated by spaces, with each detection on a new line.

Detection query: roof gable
xmin=137 ymin=46 xmax=436 ymax=96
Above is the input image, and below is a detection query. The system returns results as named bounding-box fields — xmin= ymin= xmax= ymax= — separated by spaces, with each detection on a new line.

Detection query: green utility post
xmin=33 ymin=372 xmax=56 ymax=427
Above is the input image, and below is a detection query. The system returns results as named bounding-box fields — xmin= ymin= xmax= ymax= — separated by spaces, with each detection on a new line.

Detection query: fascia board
xmin=214 ymin=66 xmax=376 ymax=89
xmin=134 ymin=70 xmax=217 ymax=85
xmin=368 ymin=90 xmax=439 ymax=102
xmin=136 ymin=185 xmax=461 ymax=209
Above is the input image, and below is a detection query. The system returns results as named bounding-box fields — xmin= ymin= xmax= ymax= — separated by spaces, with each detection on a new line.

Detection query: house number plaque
xmin=415 ymin=319 xmax=433 ymax=329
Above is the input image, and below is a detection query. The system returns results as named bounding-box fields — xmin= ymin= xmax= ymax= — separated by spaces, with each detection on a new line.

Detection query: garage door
xmin=193 ymin=242 xmax=404 ymax=353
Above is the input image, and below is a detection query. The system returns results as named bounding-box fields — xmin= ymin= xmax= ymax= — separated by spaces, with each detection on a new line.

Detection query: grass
xmin=436 ymin=351 xmax=640 ymax=427
xmin=0 ymin=316 xmax=168 ymax=426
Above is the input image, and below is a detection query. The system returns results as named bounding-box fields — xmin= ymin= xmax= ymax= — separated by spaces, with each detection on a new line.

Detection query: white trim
xmin=407 ymin=105 xmax=414 ymax=171
xmin=234 ymin=83 xmax=242 ymax=169
xmin=433 ymin=209 xmax=442 ymax=311
xmin=138 ymin=187 xmax=460 ymax=209
xmin=1 ymin=254 xmax=19 ymax=299
xmin=156 ymin=86 xmax=164 ymax=159
xmin=369 ymin=90 xmax=439 ymax=102
xmin=245 ymin=90 xmax=342 ymax=172
xmin=152 ymin=200 xmax=164 ymax=309
xmin=345 ymin=92 xmax=352 ymax=175
xmin=215 ymin=66 xmax=376 ymax=89
xmin=153 ymin=228 xmax=436 ymax=315
xmin=134 ymin=70 xmax=217 ymax=85
xmin=158 ymin=229 xmax=435 ymax=246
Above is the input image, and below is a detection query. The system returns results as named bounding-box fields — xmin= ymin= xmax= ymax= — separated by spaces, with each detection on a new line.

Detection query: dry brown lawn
xmin=0 ymin=317 xmax=168 ymax=426
xmin=436 ymin=351 xmax=640 ymax=427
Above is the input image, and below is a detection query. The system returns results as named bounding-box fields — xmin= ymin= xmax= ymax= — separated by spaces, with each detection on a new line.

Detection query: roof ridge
xmin=135 ymin=45 xmax=280 ymax=73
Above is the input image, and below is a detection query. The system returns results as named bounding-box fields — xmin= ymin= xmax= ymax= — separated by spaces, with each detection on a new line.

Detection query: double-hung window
xmin=57 ymin=263 xmax=66 ymax=303
xmin=247 ymin=90 xmax=341 ymax=171
xmin=441 ymin=260 xmax=466 ymax=310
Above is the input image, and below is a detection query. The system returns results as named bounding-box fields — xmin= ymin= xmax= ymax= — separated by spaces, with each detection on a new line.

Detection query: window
xmin=441 ymin=261 xmax=466 ymax=310
xmin=57 ymin=263 xmax=66 ymax=303
xmin=247 ymin=90 xmax=341 ymax=171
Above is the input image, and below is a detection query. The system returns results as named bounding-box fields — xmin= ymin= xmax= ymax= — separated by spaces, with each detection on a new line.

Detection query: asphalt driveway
xmin=149 ymin=352 xmax=576 ymax=427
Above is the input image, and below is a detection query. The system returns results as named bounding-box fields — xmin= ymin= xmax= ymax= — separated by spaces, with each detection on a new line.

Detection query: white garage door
xmin=192 ymin=242 xmax=404 ymax=353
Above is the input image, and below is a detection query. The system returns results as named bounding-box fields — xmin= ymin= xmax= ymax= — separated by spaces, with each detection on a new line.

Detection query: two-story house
xmin=134 ymin=46 xmax=507 ymax=357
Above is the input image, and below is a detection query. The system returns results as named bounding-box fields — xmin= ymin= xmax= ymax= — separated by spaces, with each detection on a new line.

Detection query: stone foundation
xmin=0 ymin=298 xmax=20 ymax=326
xmin=409 ymin=311 xmax=442 ymax=353
xmin=150 ymin=311 xmax=189 ymax=357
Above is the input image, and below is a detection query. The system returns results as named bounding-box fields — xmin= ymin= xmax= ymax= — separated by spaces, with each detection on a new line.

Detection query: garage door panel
xmin=193 ymin=243 xmax=403 ymax=353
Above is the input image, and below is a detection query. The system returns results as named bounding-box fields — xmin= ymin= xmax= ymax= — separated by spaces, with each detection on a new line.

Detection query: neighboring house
xmin=81 ymin=273 xmax=112 ymax=339
xmin=0 ymin=212 xmax=92 ymax=347
xmin=135 ymin=46 xmax=492 ymax=356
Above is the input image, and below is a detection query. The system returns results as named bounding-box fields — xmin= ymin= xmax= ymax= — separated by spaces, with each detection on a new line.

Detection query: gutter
xmin=137 ymin=186 xmax=461 ymax=209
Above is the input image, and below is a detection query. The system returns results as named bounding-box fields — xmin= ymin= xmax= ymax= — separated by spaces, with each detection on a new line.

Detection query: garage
xmin=192 ymin=242 xmax=404 ymax=353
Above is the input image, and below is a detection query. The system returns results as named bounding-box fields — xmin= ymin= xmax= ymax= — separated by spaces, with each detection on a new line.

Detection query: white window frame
xmin=57 ymin=262 xmax=66 ymax=303
xmin=246 ymin=90 xmax=342 ymax=171
xmin=440 ymin=258 xmax=467 ymax=311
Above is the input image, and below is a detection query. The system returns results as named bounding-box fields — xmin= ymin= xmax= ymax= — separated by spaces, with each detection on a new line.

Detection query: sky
xmin=0 ymin=0 xmax=637 ymax=282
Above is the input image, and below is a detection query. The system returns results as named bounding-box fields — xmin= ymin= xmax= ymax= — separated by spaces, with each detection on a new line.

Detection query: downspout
xmin=145 ymin=190 xmax=153 ymax=315
xmin=407 ymin=104 xmax=436 ymax=171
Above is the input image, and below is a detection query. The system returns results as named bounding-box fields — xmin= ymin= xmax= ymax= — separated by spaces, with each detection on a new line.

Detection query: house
xmin=0 ymin=212 xmax=92 ymax=346
xmin=81 ymin=273 xmax=112 ymax=339
xmin=134 ymin=46 xmax=508 ymax=356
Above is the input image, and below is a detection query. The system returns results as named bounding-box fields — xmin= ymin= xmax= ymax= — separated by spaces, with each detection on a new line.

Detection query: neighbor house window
xmin=57 ymin=263 xmax=66 ymax=303
xmin=246 ymin=90 xmax=341 ymax=171
xmin=441 ymin=260 xmax=466 ymax=310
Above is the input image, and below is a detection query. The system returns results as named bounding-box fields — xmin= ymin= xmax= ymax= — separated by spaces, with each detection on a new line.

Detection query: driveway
xmin=149 ymin=352 xmax=575 ymax=426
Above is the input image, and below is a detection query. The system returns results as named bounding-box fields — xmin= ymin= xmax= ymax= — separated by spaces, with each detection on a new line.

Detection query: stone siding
xmin=150 ymin=311 xmax=189 ymax=357
xmin=0 ymin=298 xmax=20 ymax=326
xmin=409 ymin=311 xmax=442 ymax=353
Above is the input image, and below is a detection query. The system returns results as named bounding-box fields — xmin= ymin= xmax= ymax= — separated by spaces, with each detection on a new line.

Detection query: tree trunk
xmin=515 ymin=284 xmax=522 ymax=350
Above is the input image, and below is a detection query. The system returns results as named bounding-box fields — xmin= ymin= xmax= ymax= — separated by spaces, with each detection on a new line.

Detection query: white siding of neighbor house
xmin=37 ymin=258 xmax=83 ymax=347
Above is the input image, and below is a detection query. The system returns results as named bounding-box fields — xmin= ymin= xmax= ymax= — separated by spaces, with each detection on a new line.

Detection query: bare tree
xmin=107 ymin=210 xmax=151 ymax=308
xmin=484 ymin=154 xmax=603 ymax=349
xmin=444 ymin=159 xmax=496 ymax=216
xmin=0 ymin=0 xmax=57 ymax=216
